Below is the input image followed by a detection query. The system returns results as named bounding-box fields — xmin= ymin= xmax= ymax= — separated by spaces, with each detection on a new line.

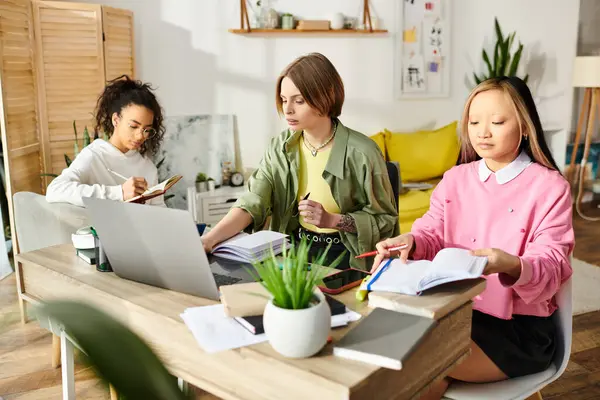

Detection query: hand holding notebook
xmin=361 ymin=247 xmax=487 ymax=296
xmin=125 ymin=175 xmax=183 ymax=203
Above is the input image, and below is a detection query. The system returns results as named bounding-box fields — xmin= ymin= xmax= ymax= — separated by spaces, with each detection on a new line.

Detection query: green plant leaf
xmin=156 ymin=157 xmax=166 ymax=170
xmin=482 ymin=49 xmax=493 ymax=76
xmin=494 ymin=17 xmax=504 ymax=45
xmin=34 ymin=301 xmax=190 ymax=400
xmin=83 ymin=126 xmax=91 ymax=147
xmin=523 ymin=74 xmax=529 ymax=84
xmin=508 ymin=42 xmax=524 ymax=76
xmin=473 ymin=73 xmax=482 ymax=85
xmin=493 ymin=40 xmax=501 ymax=77
xmin=249 ymin=237 xmax=333 ymax=310
xmin=500 ymin=37 xmax=510 ymax=75
xmin=64 ymin=154 xmax=72 ymax=167
xmin=506 ymin=32 xmax=516 ymax=55
xmin=40 ymin=173 xmax=59 ymax=178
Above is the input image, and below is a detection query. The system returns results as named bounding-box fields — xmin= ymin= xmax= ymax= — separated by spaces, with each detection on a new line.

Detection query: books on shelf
xmin=126 ymin=175 xmax=183 ymax=204
xmin=362 ymin=248 xmax=487 ymax=296
xmin=210 ymin=230 xmax=289 ymax=263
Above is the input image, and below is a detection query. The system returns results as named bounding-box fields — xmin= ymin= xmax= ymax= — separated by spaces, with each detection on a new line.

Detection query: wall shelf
xmin=228 ymin=28 xmax=388 ymax=36
xmin=232 ymin=0 xmax=385 ymax=37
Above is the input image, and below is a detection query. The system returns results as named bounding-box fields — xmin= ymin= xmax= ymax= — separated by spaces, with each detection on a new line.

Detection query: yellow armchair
xmin=371 ymin=122 xmax=459 ymax=233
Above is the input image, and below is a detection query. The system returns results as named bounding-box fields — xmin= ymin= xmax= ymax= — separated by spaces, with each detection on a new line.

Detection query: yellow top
xmin=298 ymin=137 xmax=340 ymax=233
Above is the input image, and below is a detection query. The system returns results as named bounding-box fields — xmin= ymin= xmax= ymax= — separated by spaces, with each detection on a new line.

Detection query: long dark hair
xmin=94 ymin=75 xmax=165 ymax=157
xmin=459 ymin=76 xmax=560 ymax=172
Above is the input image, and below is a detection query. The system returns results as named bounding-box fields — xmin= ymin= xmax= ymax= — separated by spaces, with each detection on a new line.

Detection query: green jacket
xmin=234 ymin=121 xmax=399 ymax=270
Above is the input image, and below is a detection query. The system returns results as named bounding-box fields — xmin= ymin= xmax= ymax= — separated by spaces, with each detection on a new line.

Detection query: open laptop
xmin=82 ymin=197 xmax=254 ymax=300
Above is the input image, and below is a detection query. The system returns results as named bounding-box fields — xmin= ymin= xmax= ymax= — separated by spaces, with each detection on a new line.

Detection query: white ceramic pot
xmin=195 ymin=181 xmax=207 ymax=192
xmin=330 ymin=12 xmax=345 ymax=30
xmin=263 ymin=289 xmax=331 ymax=358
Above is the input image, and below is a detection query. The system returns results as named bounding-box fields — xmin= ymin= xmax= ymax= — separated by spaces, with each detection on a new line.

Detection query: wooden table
xmin=15 ymin=244 xmax=484 ymax=400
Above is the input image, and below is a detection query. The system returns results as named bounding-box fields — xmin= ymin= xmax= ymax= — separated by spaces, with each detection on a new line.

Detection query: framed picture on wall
xmin=395 ymin=0 xmax=451 ymax=99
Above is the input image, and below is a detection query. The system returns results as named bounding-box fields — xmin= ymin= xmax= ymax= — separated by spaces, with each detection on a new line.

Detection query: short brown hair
xmin=275 ymin=53 xmax=345 ymax=118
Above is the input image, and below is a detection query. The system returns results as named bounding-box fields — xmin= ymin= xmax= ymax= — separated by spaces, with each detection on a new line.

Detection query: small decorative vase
xmin=281 ymin=14 xmax=294 ymax=30
xmin=207 ymin=180 xmax=216 ymax=192
xmin=330 ymin=12 xmax=345 ymax=30
xmin=263 ymin=289 xmax=331 ymax=358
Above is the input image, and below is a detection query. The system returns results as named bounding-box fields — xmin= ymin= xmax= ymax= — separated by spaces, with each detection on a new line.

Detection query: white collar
xmin=478 ymin=151 xmax=532 ymax=184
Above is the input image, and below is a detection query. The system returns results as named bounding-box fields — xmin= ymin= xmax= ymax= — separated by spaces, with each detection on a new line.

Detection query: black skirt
xmin=471 ymin=310 xmax=556 ymax=378
xmin=296 ymin=227 xmax=351 ymax=269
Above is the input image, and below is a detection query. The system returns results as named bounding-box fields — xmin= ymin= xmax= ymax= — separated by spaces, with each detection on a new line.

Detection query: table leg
xmin=178 ymin=377 xmax=190 ymax=395
xmin=61 ymin=331 xmax=75 ymax=400
xmin=52 ymin=334 xmax=61 ymax=368
xmin=14 ymin=260 xmax=27 ymax=324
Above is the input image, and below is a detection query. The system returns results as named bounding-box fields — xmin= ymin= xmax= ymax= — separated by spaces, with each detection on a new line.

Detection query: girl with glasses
xmin=46 ymin=75 xmax=166 ymax=206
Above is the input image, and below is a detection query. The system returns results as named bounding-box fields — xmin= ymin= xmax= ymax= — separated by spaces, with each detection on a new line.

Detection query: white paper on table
xmin=181 ymin=305 xmax=363 ymax=353
xmin=181 ymin=304 xmax=268 ymax=353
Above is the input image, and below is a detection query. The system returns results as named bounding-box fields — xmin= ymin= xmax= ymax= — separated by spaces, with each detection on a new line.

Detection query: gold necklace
xmin=303 ymin=122 xmax=337 ymax=157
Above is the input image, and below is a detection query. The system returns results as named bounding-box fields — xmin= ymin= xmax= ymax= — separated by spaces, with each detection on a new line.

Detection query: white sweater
xmin=46 ymin=139 xmax=165 ymax=207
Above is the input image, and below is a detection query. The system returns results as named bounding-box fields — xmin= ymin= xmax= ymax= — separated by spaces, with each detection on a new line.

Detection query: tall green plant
xmin=247 ymin=237 xmax=345 ymax=310
xmin=473 ymin=17 xmax=529 ymax=85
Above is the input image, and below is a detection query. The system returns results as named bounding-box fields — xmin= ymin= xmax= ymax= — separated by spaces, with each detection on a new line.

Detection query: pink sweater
xmin=411 ymin=160 xmax=574 ymax=320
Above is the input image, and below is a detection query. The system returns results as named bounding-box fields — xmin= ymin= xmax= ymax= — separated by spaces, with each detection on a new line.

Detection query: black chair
xmin=386 ymin=161 xmax=400 ymax=209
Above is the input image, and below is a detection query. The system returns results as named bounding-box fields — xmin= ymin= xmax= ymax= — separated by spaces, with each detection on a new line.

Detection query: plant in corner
xmin=247 ymin=238 xmax=345 ymax=358
xmin=473 ymin=17 xmax=529 ymax=85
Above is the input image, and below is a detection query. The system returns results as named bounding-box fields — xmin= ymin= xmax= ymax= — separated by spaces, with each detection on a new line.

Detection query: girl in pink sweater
xmin=372 ymin=76 xmax=574 ymax=399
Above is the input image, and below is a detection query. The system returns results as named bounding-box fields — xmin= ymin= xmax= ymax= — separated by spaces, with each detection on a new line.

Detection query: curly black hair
xmin=94 ymin=75 xmax=165 ymax=157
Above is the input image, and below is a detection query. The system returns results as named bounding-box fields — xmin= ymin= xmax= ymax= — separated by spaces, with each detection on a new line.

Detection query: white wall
xmin=78 ymin=0 xmax=580 ymax=170
xmin=571 ymin=0 xmax=600 ymax=142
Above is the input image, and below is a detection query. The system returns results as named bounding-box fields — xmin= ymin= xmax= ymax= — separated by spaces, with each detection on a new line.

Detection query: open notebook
xmin=210 ymin=230 xmax=289 ymax=263
xmin=362 ymin=248 xmax=488 ymax=296
xmin=126 ymin=175 xmax=183 ymax=203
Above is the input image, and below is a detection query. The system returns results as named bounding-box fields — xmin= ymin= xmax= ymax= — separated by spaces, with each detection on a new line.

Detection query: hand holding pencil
xmin=368 ymin=233 xmax=415 ymax=273
xmin=108 ymin=168 xmax=148 ymax=201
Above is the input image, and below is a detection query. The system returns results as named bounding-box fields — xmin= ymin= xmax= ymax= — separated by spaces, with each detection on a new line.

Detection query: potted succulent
xmin=195 ymin=173 xmax=208 ymax=192
xmin=248 ymin=238 xmax=345 ymax=358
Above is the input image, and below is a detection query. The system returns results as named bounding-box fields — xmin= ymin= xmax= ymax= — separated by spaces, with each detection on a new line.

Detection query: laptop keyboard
xmin=213 ymin=273 xmax=242 ymax=287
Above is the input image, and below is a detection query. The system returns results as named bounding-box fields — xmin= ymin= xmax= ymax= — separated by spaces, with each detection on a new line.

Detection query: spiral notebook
xmin=362 ymin=248 xmax=487 ymax=296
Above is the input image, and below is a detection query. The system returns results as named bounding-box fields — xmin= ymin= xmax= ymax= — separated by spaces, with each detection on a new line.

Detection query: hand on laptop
xmin=122 ymin=177 xmax=148 ymax=201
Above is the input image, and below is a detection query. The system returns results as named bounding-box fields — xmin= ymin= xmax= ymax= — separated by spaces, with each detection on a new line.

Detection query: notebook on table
xmin=362 ymin=248 xmax=488 ymax=296
xmin=126 ymin=175 xmax=183 ymax=203
xmin=333 ymin=308 xmax=437 ymax=370
xmin=211 ymin=230 xmax=289 ymax=263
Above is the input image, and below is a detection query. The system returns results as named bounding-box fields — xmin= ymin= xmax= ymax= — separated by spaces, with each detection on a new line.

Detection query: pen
xmin=366 ymin=258 xmax=393 ymax=291
xmin=107 ymin=168 xmax=129 ymax=181
xmin=354 ymin=243 xmax=409 ymax=259
xmin=301 ymin=192 xmax=311 ymax=201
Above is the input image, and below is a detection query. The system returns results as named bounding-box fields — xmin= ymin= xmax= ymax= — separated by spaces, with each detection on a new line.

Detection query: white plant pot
xmin=195 ymin=181 xmax=207 ymax=192
xmin=263 ymin=289 xmax=331 ymax=358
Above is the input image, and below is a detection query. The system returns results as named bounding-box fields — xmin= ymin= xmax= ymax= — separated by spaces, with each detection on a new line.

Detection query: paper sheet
xmin=182 ymin=304 xmax=362 ymax=353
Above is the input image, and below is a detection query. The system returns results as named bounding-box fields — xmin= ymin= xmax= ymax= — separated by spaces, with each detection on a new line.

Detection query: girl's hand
xmin=470 ymin=248 xmax=521 ymax=278
xmin=370 ymin=234 xmax=415 ymax=273
xmin=298 ymin=199 xmax=333 ymax=229
xmin=122 ymin=177 xmax=147 ymax=200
